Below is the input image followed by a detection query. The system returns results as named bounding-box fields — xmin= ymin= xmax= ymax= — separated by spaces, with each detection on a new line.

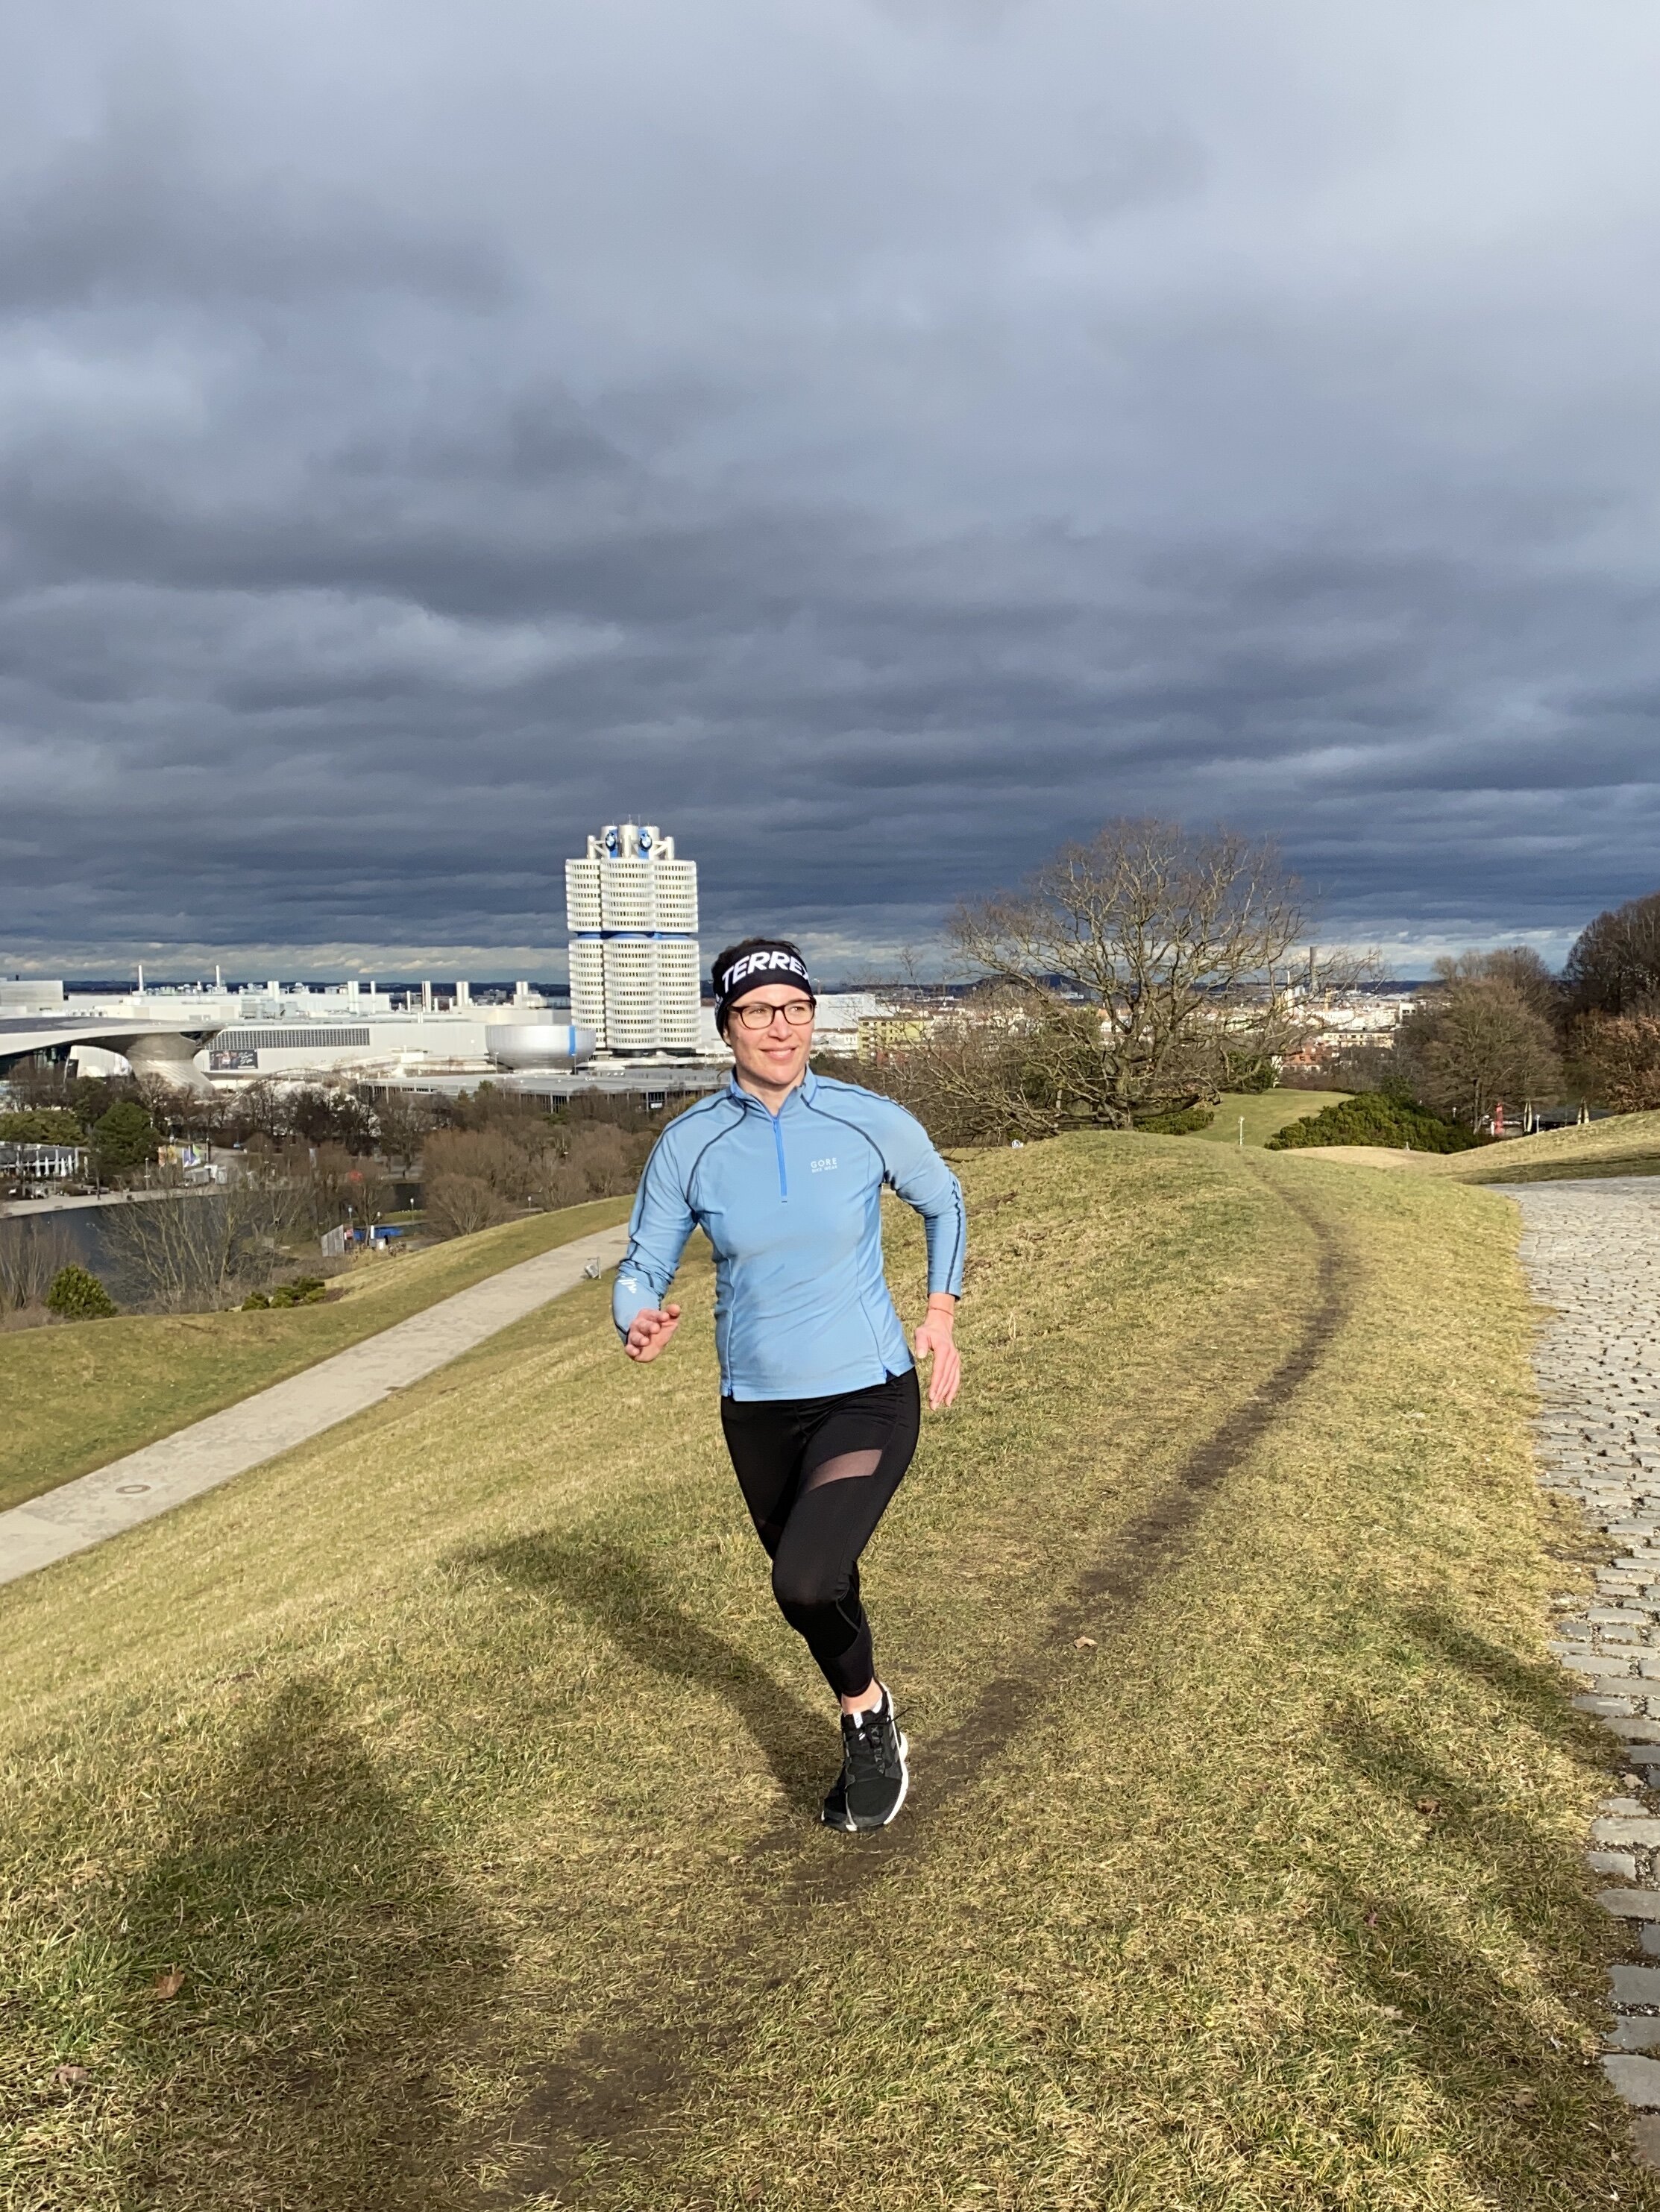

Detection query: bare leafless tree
xmin=1430 ymin=948 xmax=1565 ymax=1033
xmin=101 ymin=1183 xmax=298 ymax=1311
xmin=868 ymin=990 xmax=1099 ymax=1144
xmin=1575 ymin=1013 xmax=1660 ymax=1113
xmin=279 ymin=1144 xmax=395 ymax=1234
xmin=0 ymin=1217 xmax=81 ymax=1317
xmin=371 ymin=1090 xmax=437 ymax=1174
xmin=1565 ymin=890 xmax=1660 ymax=1019
xmin=929 ymin=819 xmax=1348 ymax=1135
xmin=424 ymin=1173 xmax=513 ymax=1238
xmin=418 ymin=1122 xmax=654 ymax=1230
xmin=1396 ymin=979 xmax=1562 ymax=1127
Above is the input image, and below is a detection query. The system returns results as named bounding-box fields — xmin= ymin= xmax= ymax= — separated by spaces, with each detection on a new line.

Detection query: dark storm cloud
xmin=0 ymin=100 xmax=504 ymax=313
xmin=4 ymin=0 xmax=1660 ymax=975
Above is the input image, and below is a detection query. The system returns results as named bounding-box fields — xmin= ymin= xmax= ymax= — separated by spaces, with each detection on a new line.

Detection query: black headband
xmin=714 ymin=943 xmax=815 ymax=1028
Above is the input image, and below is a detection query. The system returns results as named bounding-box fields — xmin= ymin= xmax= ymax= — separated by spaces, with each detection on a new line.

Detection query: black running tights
xmin=719 ymin=1367 xmax=920 ymax=1699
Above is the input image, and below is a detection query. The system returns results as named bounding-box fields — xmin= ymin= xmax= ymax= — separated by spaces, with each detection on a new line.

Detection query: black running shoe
xmin=821 ymin=1687 xmax=909 ymax=1831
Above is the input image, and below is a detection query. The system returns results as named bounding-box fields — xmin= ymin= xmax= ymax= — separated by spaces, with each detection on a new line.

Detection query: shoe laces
xmin=845 ymin=1704 xmax=899 ymax=1782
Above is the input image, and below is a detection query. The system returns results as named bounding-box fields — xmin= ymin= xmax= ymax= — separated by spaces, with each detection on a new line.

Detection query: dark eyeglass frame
xmin=729 ymin=998 xmax=816 ymax=1031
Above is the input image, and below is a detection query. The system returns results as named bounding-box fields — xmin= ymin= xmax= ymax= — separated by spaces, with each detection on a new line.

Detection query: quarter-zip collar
xmin=728 ymin=1071 xmax=818 ymax=1198
xmin=726 ymin=1069 xmax=819 ymax=1117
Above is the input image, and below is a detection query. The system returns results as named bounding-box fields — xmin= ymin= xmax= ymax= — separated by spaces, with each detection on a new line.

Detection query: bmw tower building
xmin=565 ymin=823 xmax=701 ymax=1055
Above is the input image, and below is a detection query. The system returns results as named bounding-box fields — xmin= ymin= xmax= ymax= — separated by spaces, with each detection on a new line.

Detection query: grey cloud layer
xmin=4 ymin=0 xmax=1659 ymax=972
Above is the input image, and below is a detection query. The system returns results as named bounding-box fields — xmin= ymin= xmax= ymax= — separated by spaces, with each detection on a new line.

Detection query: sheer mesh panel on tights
xmin=800 ymin=1447 xmax=884 ymax=1493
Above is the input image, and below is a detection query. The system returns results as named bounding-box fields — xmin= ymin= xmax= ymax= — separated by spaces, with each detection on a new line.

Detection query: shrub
xmin=1266 ymin=1092 xmax=1485 ymax=1153
xmin=1227 ymin=1059 xmax=1279 ymax=1094
xmin=268 ymin=1276 xmax=327 ymax=1308
xmin=242 ymin=1290 xmax=271 ymax=1311
xmin=92 ymin=1098 xmax=158 ymax=1173
xmin=0 ymin=1107 xmax=84 ymax=1144
xmin=1135 ymin=1105 xmax=1216 ymax=1135
xmin=45 ymin=1264 xmax=117 ymax=1320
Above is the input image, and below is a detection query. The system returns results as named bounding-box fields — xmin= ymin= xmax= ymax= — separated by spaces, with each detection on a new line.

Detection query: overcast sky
xmin=4 ymin=0 xmax=1659 ymax=981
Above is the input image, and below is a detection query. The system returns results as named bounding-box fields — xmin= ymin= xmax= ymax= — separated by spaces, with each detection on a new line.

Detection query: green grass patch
xmin=0 ymin=1198 xmax=629 ymax=1513
xmin=0 ymin=1141 xmax=1647 ymax=2208
xmin=1192 ymin=1087 xmax=1352 ymax=1147
xmin=1433 ymin=1107 xmax=1660 ymax=1184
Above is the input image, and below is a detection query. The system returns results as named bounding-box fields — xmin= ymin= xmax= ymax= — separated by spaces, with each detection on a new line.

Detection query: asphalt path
xmin=0 ymin=1223 xmax=626 ymax=1588
xmin=1 ymin=1186 xmax=213 ymax=1216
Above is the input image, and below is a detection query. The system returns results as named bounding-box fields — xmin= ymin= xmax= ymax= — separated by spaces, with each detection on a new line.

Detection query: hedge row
xmin=1265 ymin=1091 xmax=1485 ymax=1153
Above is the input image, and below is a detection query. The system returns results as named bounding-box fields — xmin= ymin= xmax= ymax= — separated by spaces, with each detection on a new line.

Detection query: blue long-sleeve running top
xmin=612 ymin=1071 xmax=966 ymax=1402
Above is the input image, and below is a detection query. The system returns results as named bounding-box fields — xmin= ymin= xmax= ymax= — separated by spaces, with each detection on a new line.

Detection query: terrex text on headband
xmin=712 ymin=940 xmax=816 ymax=1030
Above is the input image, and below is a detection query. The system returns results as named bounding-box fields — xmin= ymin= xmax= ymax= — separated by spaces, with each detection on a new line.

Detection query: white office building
xmin=565 ymin=822 xmax=701 ymax=1055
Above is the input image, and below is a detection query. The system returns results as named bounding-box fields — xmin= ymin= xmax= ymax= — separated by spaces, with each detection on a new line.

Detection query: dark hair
xmin=711 ymin=936 xmax=814 ymax=1033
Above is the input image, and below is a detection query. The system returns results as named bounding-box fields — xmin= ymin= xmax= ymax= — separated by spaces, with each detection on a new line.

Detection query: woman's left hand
xmin=914 ymin=1310 xmax=961 ymax=1411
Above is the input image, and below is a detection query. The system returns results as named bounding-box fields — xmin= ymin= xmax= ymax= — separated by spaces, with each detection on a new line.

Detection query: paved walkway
xmin=0 ymin=1223 xmax=626 ymax=1588
xmin=1513 ymin=1177 xmax=1660 ymax=2152
xmin=1 ymin=1187 xmax=209 ymax=1217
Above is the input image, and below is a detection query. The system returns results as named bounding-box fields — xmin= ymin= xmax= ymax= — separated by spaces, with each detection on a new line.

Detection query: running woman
xmin=613 ymin=938 xmax=966 ymax=1831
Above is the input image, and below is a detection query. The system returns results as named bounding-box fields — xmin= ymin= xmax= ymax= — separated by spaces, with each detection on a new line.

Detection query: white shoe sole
xmin=872 ymin=1730 xmax=910 ymax=1828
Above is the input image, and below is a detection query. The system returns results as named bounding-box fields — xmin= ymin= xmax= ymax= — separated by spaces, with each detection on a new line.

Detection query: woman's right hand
xmin=624 ymin=1304 xmax=682 ymax=1362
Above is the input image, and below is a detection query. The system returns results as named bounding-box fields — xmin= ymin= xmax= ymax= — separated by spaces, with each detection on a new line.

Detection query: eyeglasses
xmin=731 ymin=998 xmax=815 ymax=1031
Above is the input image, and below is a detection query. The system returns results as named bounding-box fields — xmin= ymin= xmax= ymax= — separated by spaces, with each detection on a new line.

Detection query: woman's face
xmin=725 ymin=981 xmax=816 ymax=1092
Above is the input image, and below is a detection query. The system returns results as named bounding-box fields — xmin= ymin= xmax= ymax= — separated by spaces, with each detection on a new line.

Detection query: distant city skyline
xmin=4 ymin=923 xmax=1582 ymax=994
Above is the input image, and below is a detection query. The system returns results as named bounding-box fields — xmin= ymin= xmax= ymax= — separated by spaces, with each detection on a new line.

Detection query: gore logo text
xmin=810 ymin=1156 xmax=837 ymax=1173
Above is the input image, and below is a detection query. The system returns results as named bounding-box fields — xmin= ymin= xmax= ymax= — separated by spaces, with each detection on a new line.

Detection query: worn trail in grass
xmin=0 ymin=1139 xmax=1647 ymax=2210
xmin=491 ymin=1176 xmax=1354 ymax=2201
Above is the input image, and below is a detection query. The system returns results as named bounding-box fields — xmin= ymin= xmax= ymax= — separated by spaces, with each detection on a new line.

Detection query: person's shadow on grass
xmin=112 ymin=1674 xmax=504 ymax=2211
xmin=463 ymin=1531 xmax=829 ymax=1812
xmin=1315 ymin=1602 xmax=1632 ymax=2202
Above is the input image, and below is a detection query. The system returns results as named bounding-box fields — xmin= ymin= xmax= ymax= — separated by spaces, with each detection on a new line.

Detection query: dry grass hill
xmin=1 ymin=1138 xmax=1650 ymax=2210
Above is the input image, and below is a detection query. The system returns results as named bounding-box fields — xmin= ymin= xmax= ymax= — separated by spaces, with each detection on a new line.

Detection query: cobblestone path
xmin=1515 ymin=1176 xmax=1660 ymax=2151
